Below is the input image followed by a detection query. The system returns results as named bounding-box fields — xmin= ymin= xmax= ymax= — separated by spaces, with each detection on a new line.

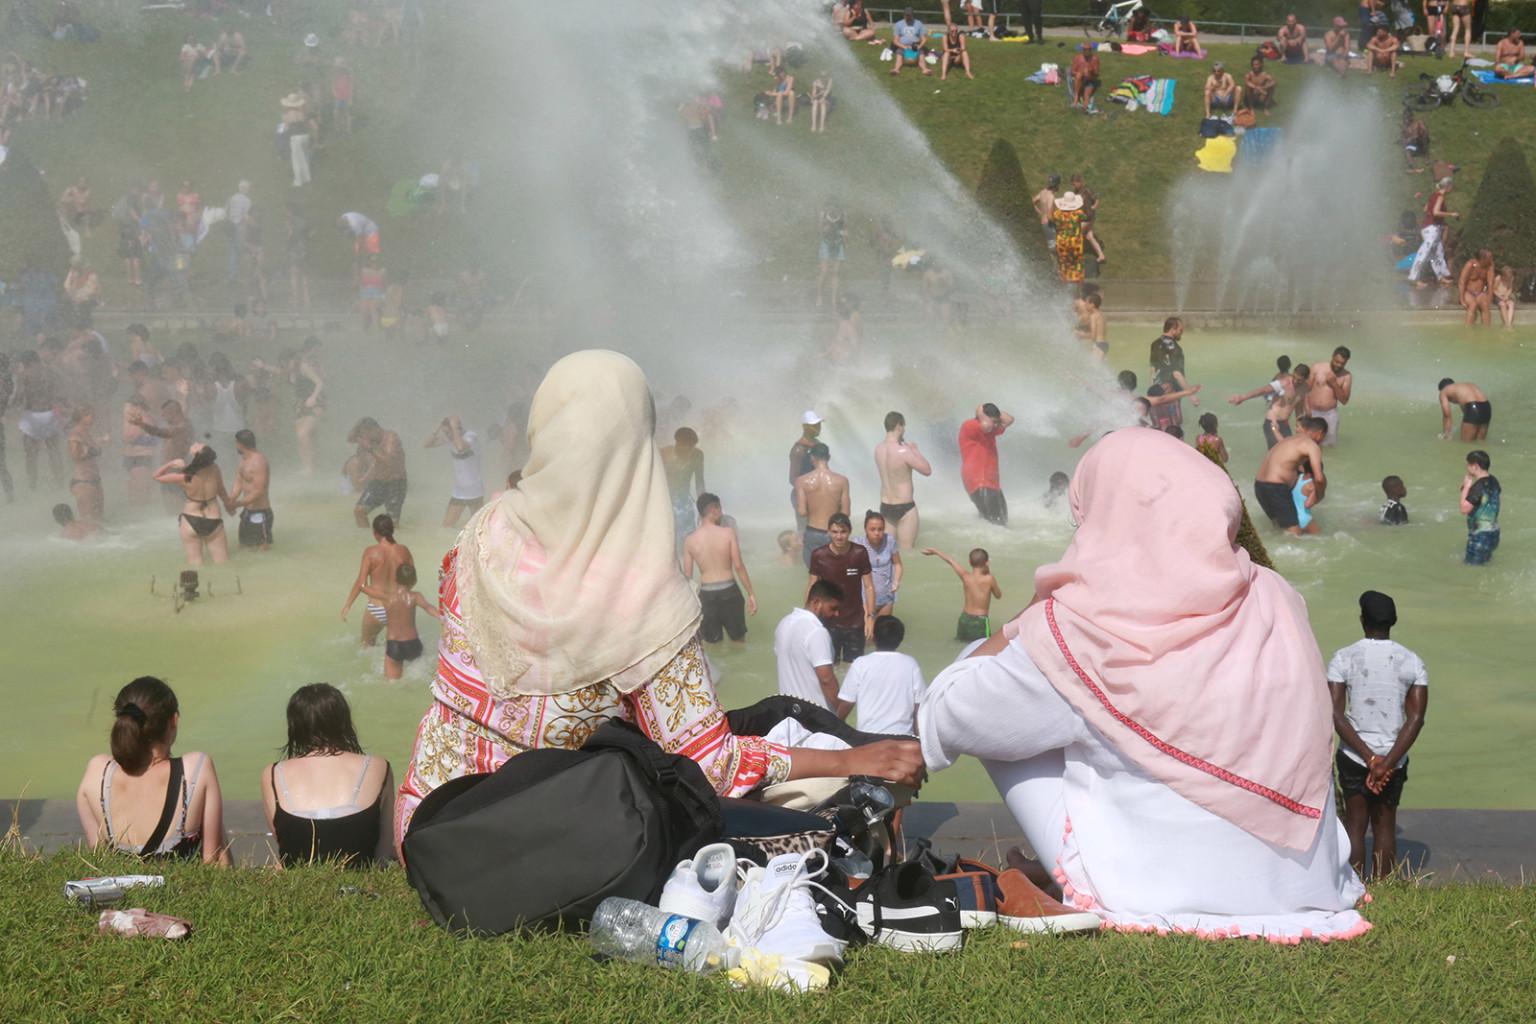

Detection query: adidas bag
xmin=402 ymin=720 xmax=722 ymax=935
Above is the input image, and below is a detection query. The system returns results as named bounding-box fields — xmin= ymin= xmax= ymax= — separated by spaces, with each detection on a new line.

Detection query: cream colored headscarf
xmin=455 ymin=350 xmax=701 ymax=698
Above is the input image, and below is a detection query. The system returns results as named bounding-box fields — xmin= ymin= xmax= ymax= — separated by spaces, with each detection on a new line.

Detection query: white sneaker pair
xmin=658 ymin=845 xmax=845 ymax=988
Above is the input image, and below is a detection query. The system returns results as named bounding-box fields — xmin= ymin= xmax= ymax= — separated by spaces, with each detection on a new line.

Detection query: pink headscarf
xmin=1007 ymin=429 xmax=1331 ymax=851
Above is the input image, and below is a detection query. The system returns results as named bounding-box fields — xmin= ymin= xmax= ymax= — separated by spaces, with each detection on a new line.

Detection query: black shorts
xmin=1253 ymin=479 xmax=1298 ymax=529
xmin=1262 ymin=418 xmax=1292 ymax=449
xmin=1336 ymin=750 xmax=1409 ymax=808
xmin=826 ymin=624 xmax=866 ymax=665
xmin=385 ymin=637 xmax=424 ymax=663
xmin=969 ymin=487 xmax=1008 ymax=526
xmin=1461 ymin=401 xmax=1492 ymax=426
xmin=238 ymin=507 xmax=274 ymax=547
xmin=357 ymin=478 xmax=407 ymax=520
xmin=700 ymin=583 xmax=748 ymax=643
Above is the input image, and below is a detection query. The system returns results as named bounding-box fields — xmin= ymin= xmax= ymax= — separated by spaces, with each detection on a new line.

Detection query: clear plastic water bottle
xmin=588 ymin=897 xmax=740 ymax=974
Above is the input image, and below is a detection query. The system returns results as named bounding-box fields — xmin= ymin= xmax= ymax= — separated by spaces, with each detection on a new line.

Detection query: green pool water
xmin=5 ymin=320 xmax=1530 ymax=813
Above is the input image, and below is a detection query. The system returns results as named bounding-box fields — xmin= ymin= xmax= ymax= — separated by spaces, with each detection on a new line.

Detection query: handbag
xmin=402 ymin=720 xmax=721 ymax=935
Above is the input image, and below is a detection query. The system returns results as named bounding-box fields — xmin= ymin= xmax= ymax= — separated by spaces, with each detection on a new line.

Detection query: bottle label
xmin=654 ymin=914 xmax=699 ymax=968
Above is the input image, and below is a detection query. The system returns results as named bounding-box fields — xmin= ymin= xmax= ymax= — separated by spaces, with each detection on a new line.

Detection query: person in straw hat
xmin=1050 ymin=190 xmax=1088 ymax=283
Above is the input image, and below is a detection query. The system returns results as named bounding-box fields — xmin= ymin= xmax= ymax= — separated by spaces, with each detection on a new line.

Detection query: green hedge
xmin=1458 ymin=136 xmax=1536 ymax=270
xmin=1039 ymin=0 xmax=1536 ymax=30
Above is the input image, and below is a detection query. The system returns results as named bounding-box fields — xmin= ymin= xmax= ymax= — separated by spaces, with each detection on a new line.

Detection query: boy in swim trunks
xmin=682 ymin=492 xmax=758 ymax=644
xmin=1436 ymin=378 xmax=1491 ymax=442
xmin=1459 ymin=450 xmax=1500 ymax=565
xmin=351 ymin=418 xmax=408 ymax=526
xmin=922 ymin=546 xmax=1001 ymax=642
xmin=358 ymin=562 xmax=440 ymax=679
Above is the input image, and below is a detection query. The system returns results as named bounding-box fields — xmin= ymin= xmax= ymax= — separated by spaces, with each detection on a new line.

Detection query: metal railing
xmin=861 ymin=8 xmax=1504 ymax=45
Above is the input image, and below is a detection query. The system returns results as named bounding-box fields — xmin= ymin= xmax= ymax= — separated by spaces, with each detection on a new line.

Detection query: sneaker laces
xmin=729 ymin=849 xmax=836 ymax=947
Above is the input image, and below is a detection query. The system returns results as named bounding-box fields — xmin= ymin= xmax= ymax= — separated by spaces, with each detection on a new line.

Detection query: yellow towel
xmin=1195 ymin=136 xmax=1237 ymax=173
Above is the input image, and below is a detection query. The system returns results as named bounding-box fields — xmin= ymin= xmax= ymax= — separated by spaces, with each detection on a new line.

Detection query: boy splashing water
xmin=923 ymin=546 xmax=1001 ymax=641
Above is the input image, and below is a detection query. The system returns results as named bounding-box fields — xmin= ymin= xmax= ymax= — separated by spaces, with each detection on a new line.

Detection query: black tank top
xmin=271 ymin=762 xmax=382 ymax=868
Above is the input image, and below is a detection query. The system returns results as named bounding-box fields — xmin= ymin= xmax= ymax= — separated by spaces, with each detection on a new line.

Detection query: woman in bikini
xmin=154 ymin=442 xmax=230 ymax=565
xmin=1174 ymin=17 xmax=1201 ymax=55
xmin=75 ymin=676 xmax=229 ymax=864
xmin=67 ymin=404 xmax=105 ymax=521
xmin=1448 ymin=0 xmax=1472 ymax=57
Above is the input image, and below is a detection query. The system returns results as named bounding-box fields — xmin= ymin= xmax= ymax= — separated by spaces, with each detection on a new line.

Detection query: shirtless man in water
xmin=794 ymin=442 xmax=850 ymax=569
xmin=226 ymin=430 xmax=274 ymax=550
xmin=1252 ymin=417 xmax=1328 ymax=536
xmin=1229 ymin=362 xmax=1310 ymax=449
xmin=660 ymin=427 xmax=705 ymax=558
xmin=352 ymin=418 xmax=407 ymax=527
xmin=1306 ymin=347 xmax=1352 ymax=446
xmin=682 ymin=492 xmax=758 ymax=644
xmin=341 ymin=513 xmax=415 ymax=647
xmin=1437 ymin=378 xmax=1491 ymax=441
xmin=874 ymin=411 xmax=932 ymax=552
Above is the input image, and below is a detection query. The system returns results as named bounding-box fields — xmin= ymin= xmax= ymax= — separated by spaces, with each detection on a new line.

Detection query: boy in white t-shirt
xmin=1327 ymin=590 xmax=1428 ymax=881
xmin=772 ymin=580 xmax=842 ymax=710
xmin=836 ymin=616 xmax=925 ymax=735
xmin=424 ymin=414 xmax=483 ymax=527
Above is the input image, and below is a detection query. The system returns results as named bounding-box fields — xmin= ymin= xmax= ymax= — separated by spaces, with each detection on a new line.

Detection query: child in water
xmin=1195 ymin=412 xmax=1229 ymax=465
xmin=1044 ymin=471 xmax=1070 ymax=509
xmin=359 ymin=562 xmax=441 ymax=678
xmin=1293 ymin=467 xmax=1320 ymax=535
xmin=922 ymin=546 xmax=1002 ymax=642
xmin=776 ymin=528 xmax=803 ymax=567
xmin=1379 ymin=475 xmax=1409 ymax=525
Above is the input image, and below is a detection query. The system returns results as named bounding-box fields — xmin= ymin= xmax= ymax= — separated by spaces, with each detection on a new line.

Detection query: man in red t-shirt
xmin=806 ymin=512 xmax=875 ymax=664
xmin=957 ymin=402 xmax=1015 ymax=525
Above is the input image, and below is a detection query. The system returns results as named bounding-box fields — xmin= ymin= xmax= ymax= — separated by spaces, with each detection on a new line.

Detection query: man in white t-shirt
xmin=424 ymin=414 xmax=483 ymax=527
xmin=836 ymin=616 xmax=924 ymax=735
xmin=773 ymin=580 xmax=842 ymax=709
xmin=1327 ymin=590 xmax=1428 ymax=881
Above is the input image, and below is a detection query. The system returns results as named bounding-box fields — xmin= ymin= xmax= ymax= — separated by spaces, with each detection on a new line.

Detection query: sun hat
xmin=280 ymin=92 xmax=307 ymax=108
xmin=801 ymin=410 xmax=823 ymax=426
xmin=304 ymin=33 xmax=320 ymax=48
xmin=1054 ymin=191 xmax=1084 ymax=212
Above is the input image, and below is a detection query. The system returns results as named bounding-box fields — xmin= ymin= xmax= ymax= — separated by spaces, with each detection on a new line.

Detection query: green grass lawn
xmin=9 ymin=9 xmax=1533 ymax=292
xmin=5 ymin=848 xmax=1532 ymax=1023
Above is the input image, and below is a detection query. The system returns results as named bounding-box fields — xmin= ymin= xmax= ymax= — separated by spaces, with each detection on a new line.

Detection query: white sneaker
xmin=727 ymin=850 xmax=846 ymax=966
xmin=658 ymin=842 xmax=739 ymax=930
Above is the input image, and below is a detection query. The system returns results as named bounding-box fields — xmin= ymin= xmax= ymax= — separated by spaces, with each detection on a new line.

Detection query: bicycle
xmin=1084 ymin=0 xmax=1151 ymax=40
xmin=1403 ymin=59 xmax=1500 ymax=110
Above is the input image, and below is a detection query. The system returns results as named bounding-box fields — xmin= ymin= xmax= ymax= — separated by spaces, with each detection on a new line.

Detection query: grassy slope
xmin=4 ymin=850 xmax=1533 ymax=1023
xmin=9 ymin=14 xmax=1533 ymax=289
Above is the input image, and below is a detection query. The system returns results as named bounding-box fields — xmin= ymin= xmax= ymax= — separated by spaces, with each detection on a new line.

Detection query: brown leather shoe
xmin=996 ymin=868 xmax=1102 ymax=935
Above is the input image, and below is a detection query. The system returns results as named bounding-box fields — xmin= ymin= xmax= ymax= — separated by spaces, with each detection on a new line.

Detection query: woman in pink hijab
xmin=920 ymin=428 xmax=1369 ymax=941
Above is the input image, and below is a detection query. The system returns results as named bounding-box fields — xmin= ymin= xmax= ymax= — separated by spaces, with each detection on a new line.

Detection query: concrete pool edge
xmin=11 ymin=798 xmax=1532 ymax=884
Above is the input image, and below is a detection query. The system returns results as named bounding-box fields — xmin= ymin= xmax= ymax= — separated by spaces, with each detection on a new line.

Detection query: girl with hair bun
xmin=75 ymin=677 xmax=229 ymax=864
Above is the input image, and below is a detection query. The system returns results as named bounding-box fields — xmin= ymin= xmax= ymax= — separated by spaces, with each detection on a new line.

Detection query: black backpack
xmin=401 ymin=719 xmax=721 ymax=935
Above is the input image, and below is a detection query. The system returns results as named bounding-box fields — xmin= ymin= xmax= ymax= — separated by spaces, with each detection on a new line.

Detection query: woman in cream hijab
xmin=395 ymin=351 xmax=921 ymax=845
xmin=921 ymin=428 xmax=1369 ymax=942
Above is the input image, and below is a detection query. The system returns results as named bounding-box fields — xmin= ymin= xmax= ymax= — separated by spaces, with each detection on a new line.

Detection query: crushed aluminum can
xmin=65 ymin=875 xmax=165 ymax=908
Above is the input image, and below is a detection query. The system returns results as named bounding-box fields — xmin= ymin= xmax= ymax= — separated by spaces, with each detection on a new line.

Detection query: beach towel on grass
xmin=1472 ymin=69 xmax=1535 ymax=84
xmin=1159 ymin=43 xmax=1207 ymax=59
xmin=1144 ymin=77 xmax=1176 ymax=114
xmin=1196 ymin=136 xmax=1237 ymax=173
xmin=1240 ymin=126 xmax=1284 ymax=164
xmin=1109 ymin=75 xmax=1153 ymax=104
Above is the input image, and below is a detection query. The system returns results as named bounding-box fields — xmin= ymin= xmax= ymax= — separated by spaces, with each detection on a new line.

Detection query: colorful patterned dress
xmin=1051 ymin=208 xmax=1087 ymax=283
xmin=395 ymin=549 xmax=793 ymax=846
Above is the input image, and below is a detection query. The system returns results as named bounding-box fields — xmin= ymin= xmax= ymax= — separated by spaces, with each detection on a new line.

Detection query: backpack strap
xmin=583 ymin=720 xmax=721 ymax=838
xmin=139 ymin=756 xmax=185 ymax=856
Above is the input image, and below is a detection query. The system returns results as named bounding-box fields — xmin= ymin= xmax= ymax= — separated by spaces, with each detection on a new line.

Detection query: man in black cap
xmin=1326 ymin=591 xmax=1429 ymax=880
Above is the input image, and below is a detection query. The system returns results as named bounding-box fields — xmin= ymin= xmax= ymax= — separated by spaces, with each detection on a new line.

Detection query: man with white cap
xmin=789 ymin=410 xmax=822 ymax=530
xmin=225 ymin=180 xmax=252 ymax=285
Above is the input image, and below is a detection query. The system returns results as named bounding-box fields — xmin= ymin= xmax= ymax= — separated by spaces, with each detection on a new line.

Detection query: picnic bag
xmin=402 ymin=720 xmax=722 ymax=935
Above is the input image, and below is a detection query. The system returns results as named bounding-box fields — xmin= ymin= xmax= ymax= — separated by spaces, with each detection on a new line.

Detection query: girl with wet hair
xmin=261 ymin=684 xmax=395 ymax=867
xmin=75 ymin=677 xmax=229 ymax=863
xmin=153 ymin=441 xmax=230 ymax=564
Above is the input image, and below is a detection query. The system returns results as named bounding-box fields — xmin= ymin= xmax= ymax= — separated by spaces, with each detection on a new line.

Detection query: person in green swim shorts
xmin=922 ymin=546 xmax=1001 ymax=642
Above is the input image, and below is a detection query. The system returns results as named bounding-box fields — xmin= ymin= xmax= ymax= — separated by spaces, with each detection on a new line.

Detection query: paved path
xmin=12 ymin=798 xmax=1531 ymax=882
